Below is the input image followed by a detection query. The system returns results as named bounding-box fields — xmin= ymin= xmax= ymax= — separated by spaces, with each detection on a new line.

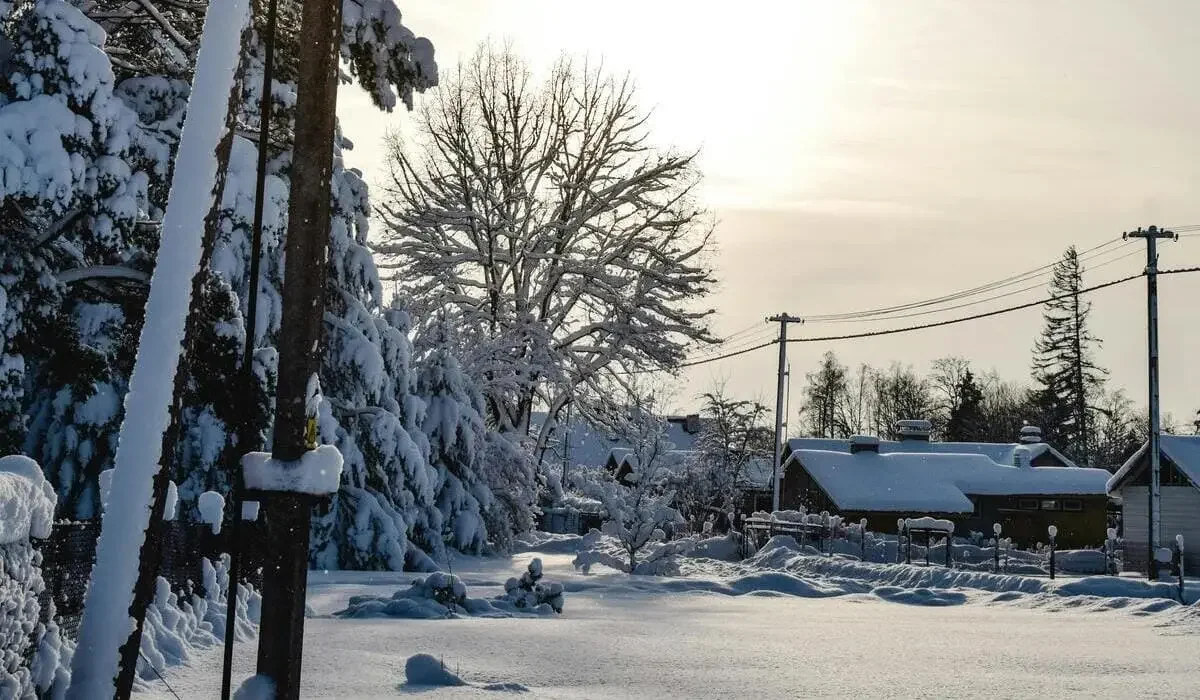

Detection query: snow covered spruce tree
xmin=1 ymin=0 xmax=174 ymax=517
xmin=414 ymin=326 xmax=491 ymax=555
xmin=1032 ymin=246 xmax=1107 ymax=465
xmin=375 ymin=45 xmax=718 ymax=488
xmin=198 ymin=2 xmax=447 ymax=568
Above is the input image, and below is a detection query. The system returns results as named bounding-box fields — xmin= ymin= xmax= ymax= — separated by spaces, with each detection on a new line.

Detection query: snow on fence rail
xmin=739 ymin=508 xmax=1124 ymax=578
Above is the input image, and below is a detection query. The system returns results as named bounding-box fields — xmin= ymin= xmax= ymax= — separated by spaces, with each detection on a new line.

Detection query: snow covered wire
xmin=66 ymin=1 xmax=252 ymax=696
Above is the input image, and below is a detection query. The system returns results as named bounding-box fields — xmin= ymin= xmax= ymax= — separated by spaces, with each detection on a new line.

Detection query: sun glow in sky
xmin=339 ymin=1 xmax=1200 ymax=439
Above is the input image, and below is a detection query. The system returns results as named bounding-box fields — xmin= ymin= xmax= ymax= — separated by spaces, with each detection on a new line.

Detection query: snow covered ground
xmin=140 ymin=537 xmax=1200 ymax=699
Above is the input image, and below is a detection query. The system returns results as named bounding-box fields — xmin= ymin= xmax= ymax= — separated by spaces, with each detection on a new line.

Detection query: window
xmin=1019 ymin=498 xmax=1038 ymax=510
xmin=1040 ymin=499 xmax=1061 ymax=511
xmin=1063 ymin=499 xmax=1083 ymax=512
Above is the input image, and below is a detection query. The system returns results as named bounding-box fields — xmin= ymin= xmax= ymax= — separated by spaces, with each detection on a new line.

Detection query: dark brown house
xmin=778 ymin=426 xmax=1110 ymax=548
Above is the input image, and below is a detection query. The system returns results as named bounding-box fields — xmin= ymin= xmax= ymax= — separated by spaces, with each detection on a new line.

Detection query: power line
xmin=811 ymin=245 xmax=1145 ymax=325
xmin=686 ymin=327 xmax=777 ymax=359
xmin=788 ymin=271 xmax=1146 ymax=344
xmin=633 ymin=266 xmax=1200 ymax=374
xmin=804 ymin=236 xmax=1125 ymax=322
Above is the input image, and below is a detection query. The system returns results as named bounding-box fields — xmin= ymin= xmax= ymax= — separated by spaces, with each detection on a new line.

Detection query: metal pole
xmin=255 ymin=0 xmax=343 ymax=696
xmin=221 ymin=3 xmax=280 ymax=698
xmin=1124 ymin=226 xmax=1176 ymax=579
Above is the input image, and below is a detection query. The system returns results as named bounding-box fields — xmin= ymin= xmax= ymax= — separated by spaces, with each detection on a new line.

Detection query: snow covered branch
xmin=56 ymin=265 xmax=151 ymax=286
xmin=376 ymin=46 xmax=717 ymax=448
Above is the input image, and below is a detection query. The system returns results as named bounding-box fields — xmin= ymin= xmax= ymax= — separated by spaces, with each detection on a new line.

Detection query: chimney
xmin=684 ymin=413 xmax=701 ymax=434
xmin=895 ymin=419 xmax=932 ymax=442
xmin=849 ymin=435 xmax=880 ymax=454
xmin=1019 ymin=425 xmax=1043 ymax=444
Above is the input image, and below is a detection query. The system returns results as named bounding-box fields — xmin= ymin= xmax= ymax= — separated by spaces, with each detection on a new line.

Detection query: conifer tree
xmin=945 ymin=369 xmax=986 ymax=442
xmin=1032 ymin=246 xmax=1107 ymax=464
xmin=415 ymin=332 xmax=491 ymax=555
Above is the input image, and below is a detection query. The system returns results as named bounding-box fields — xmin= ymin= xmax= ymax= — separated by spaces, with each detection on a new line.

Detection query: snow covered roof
xmin=785 ymin=437 xmax=1079 ymax=469
xmin=739 ymin=457 xmax=775 ymax=490
xmin=607 ymin=448 xmax=696 ymax=474
xmin=788 ymin=448 xmax=1109 ymax=514
xmin=1107 ymin=434 xmax=1200 ymax=493
xmin=534 ymin=412 xmax=704 ymax=468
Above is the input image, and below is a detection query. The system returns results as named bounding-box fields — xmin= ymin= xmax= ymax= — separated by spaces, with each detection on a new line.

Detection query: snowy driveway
xmin=144 ymin=552 xmax=1200 ymax=699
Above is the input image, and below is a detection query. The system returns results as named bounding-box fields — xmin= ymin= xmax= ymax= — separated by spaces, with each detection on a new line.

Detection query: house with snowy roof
xmin=604 ymin=448 xmax=696 ymax=486
xmin=779 ymin=421 xmax=1111 ymax=548
xmin=533 ymin=411 xmax=705 ymax=471
xmin=1106 ymin=434 xmax=1200 ymax=576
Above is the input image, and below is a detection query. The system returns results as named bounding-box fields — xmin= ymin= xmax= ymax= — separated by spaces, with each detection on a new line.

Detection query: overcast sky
xmin=338 ymin=0 xmax=1200 ymax=436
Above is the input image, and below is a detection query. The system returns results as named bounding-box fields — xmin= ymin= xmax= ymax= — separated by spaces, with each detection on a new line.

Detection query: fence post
xmin=905 ymin=522 xmax=912 ymax=565
xmin=896 ymin=518 xmax=905 ymax=564
xmin=1047 ymin=525 xmax=1057 ymax=580
xmin=924 ymin=532 xmax=930 ymax=567
xmin=993 ymin=523 xmax=1002 ymax=574
xmin=860 ymin=519 xmax=868 ymax=562
xmin=1176 ymin=534 xmax=1185 ymax=603
xmin=945 ymin=534 xmax=952 ymax=568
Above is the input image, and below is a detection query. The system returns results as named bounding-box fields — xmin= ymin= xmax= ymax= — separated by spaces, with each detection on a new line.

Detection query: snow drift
xmin=335 ymin=559 xmax=564 ymax=619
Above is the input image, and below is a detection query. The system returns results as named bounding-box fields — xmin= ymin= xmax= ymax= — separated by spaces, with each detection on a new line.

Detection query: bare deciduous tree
xmin=375 ymin=45 xmax=717 ymax=470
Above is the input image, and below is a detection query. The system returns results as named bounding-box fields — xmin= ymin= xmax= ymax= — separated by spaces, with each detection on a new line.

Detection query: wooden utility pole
xmin=1123 ymin=225 xmax=1176 ymax=580
xmin=255 ymin=0 xmax=343 ymax=696
xmin=767 ymin=313 xmax=802 ymax=511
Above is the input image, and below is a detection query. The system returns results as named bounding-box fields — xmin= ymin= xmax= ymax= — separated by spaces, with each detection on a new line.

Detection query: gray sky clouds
xmin=339 ymin=0 xmax=1200 ymax=431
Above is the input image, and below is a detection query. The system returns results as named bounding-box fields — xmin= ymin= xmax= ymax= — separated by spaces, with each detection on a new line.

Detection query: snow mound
xmin=336 ymin=567 xmax=565 ymax=620
xmin=872 ymin=586 xmax=969 ymax=607
xmin=511 ymin=531 xmax=583 ymax=555
xmin=242 ymin=445 xmax=344 ymax=495
xmin=745 ymin=535 xmax=1195 ymax=606
xmin=573 ymin=530 xmax=752 ymax=576
xmin=481 ymin=682 xmax=531 ymax=692
xmin=233 ymin=675 xmax=276 ymax=700
xmin=499 ymin=558 xmax=564 ymax=613
xmin=404 ymin=654 xmax=466 ymax=687
xmin=136 ymin=556 xmax=261 ymax=686
xmin=0 ymin=455 xmax=56 ymax=543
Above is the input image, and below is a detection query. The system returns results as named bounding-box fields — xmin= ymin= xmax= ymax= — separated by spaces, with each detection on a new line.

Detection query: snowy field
xmin=141 ymin=541 xmax=1200 ymax=699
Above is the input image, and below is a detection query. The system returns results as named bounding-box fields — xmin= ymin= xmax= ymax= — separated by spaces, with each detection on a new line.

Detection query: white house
xmin=1106 ymin=434 xmax=1200 ymax=576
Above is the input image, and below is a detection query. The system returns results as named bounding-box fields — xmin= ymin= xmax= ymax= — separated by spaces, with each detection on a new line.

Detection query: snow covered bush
xmin=336 ymin=568 xmax=563 ymax=619
xmin=571 ymin=394 xmax=684 ymax=572
xmin=135 ymin=555 xmax=260 ymax=687
xmin=0 ymin=456 xmax=69 ymax=698
xmin=498 ymin=558 xmax=564 ymax=613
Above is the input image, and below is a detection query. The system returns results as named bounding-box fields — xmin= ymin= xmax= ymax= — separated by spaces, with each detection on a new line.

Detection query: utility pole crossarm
xmin=768 ymin=313 xmax=804 ymax=513
xmin=1123 ymin=226 xmax=1176 ymax=580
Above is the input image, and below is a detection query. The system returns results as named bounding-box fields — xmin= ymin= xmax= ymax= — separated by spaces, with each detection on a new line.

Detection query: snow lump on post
xmin=242 ymin=444 xmax=344 ymax=495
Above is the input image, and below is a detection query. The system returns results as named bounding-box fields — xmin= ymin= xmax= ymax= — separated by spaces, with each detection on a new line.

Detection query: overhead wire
xmin=648 ymin=227 xmax=1200 ymax=374
xmin=803 ymin=236 xmax=1126 ymax=322
xmin=811 ymin=244 xmax=1145 ymax=325
xmin=801 ymin=235 xmax=1128 ymax=324
xmin=625 ymin=266 xmax=1200 ymax=375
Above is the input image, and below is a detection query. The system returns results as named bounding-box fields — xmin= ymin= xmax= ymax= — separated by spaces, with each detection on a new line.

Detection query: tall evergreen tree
xmin=945 ymin=369 xmax=986 ymax=442
xmin=1032 ymin=246 xmax=1107 ymax=464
